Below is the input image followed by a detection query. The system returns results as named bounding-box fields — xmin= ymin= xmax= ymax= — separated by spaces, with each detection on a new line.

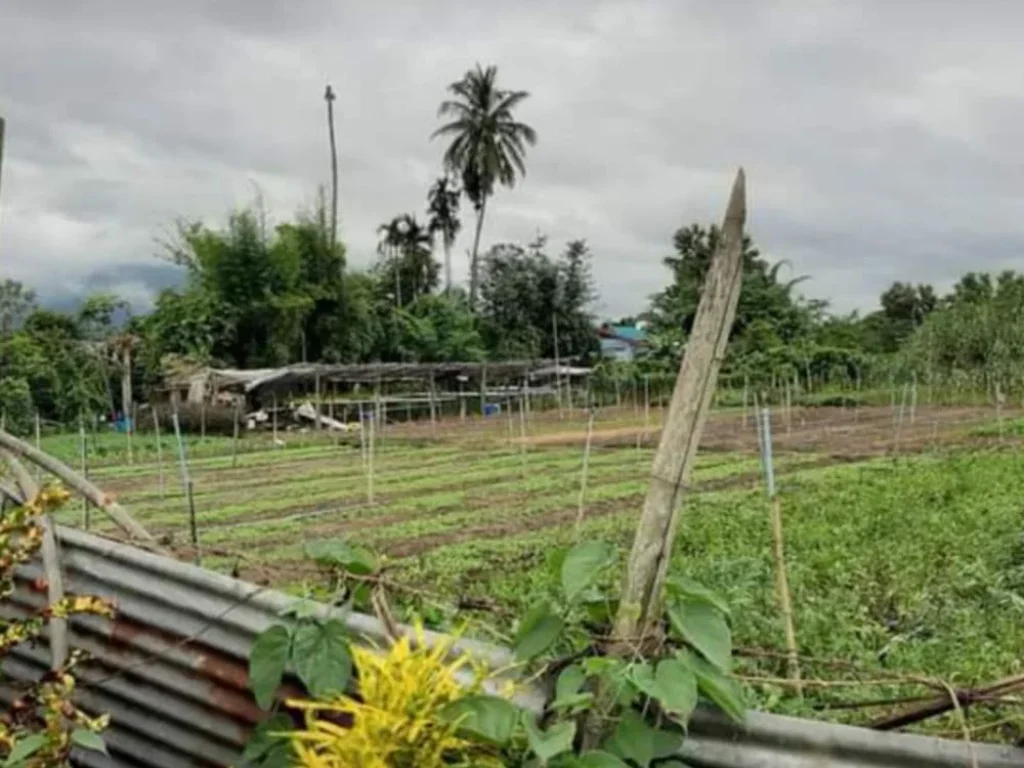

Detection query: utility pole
xmin=0 ymin=116 xmax=6 ymax=230
xmin=324 ymin=85 xmax=339 ymax=252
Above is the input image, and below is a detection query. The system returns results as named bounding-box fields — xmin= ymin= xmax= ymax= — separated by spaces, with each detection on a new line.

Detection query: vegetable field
xmin=44 ymin=403 xmax=1024 ymax=739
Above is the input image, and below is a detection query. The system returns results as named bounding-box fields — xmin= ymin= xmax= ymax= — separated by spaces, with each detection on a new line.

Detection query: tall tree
xmin=426 ymin=175 xmax=462 ymax=294
xmin=432 ymin=64 xmax=537 ymax=309
xmin=0 ymin=279 xmax=38 ymax=336
xmin=377 ymin=214 xmax=438 ymax=307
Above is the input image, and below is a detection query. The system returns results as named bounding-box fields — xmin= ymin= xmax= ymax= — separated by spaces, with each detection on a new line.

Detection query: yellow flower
xmin=286 ymin=623 xmax=506 ymax=768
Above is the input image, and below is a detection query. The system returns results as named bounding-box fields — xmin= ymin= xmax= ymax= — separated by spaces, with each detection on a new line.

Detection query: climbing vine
xmin=245 ymin=538 xmax=744 ymax=767
xmin=0 ymin=487 xmax=113 ymax=766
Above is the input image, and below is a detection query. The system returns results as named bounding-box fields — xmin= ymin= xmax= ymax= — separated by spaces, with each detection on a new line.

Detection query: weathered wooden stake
xmin=272 ymin=392 xmax=279 ymax=446
xmin=170 ymin=409 xmax=191 ymax=497
xmin=742 ymin=375 xmax=749 ymax=429
xmin=34 ymin=411 xmax=41 ymax=480
xmin=610 ymin=168 xmax=747 ymax=649
xmin=429 ymin=375 xmax=437 ymax=438
xmin=200 ymin=399 xmax=207 ymax=441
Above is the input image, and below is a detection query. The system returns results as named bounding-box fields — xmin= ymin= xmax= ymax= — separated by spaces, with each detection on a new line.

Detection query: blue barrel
xmin=482 ymin=403 xmax=501 ymax=418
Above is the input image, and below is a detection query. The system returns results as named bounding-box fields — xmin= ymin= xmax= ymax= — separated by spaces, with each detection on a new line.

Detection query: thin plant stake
xmin=759 ymin=404 xmax=802 ymax=694
xmin=519 ymin=391 xmax=528 ymax=477
xmin=170 ymin=409 xmax=191 ymax=497
xmin=78 ymin=416 xmax=90 ymax=529
xmin=187 ymin=479 xmax=200 ymax=565
xmin=152 ymin=408 xmax=165 ymax=501
xmin=574 ymin=408 xmax=596 ymax=533
xmin=367 ymin=410 xmax=375 ymax=504
xmin=232 ymin=400 xmax=240 ymax=467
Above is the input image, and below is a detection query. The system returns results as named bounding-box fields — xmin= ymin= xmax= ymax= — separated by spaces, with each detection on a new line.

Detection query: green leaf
xmin=654 ymin=657 xmax=698 ymax=721
xmin=305 ymin=539 xmax=378 ymax=574
xmin=248 ymin=624 xmax=291 ymax=710
xmin=576 ymin=752 xmax=630 ymax=768
xmin=70 ymin=729 xmax=108 ymax=754
xmin=627 ymin=662 xmax=657 ymax=697
xmin=602 ymin=711 xmax=682 ymax=767
xmin=666 ymin=576 xmax=731 ymax=617
xmin=692 ymin=654 xmax=746 ymax=723
xmin=556 ymin=664 xmax=586 ymax=702
xmin=602 ymin=711 xmax=654 ymax=768
xmin=292 ymin=619 xmax=352 ymax=697
xmin=242 ymin=715 xmax=293 ymax=767
xmin=4 ymin=733 xmax=46 ymax=766
xmin=561 ymin=541 xmax=614 ymax=602
xmin=439 ymin=695 xmax=520 ymax=745
xmin=668 ymin=598 xmax=732 ymax=671
xmin=524 ymin=717 xmax=576 ymax=764
xmin=281 ymin=599 xmax=321 ymax=620
xmin=514 ymin=601 xmax=564 ymax=661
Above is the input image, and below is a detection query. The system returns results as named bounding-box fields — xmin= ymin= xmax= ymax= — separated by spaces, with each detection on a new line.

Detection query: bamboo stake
xmin=505 ymin=394 xmax=514 ymax=448
xmin=272 ymin=392 xmax=279 ymax=446
xmin=429 ymin=375 xmax=437 ymax=439
xmin=232 ymin=400 xmax=240 ymax=468
xmin=574 ymin=409 xmax=596 ymax=533
xmin=367 ymin=410 xmax=375 ymax=504
xmin=78 ymin=417 xmax=90 ymax=528
xmin=152 ymin=408 xmax=165 ymax=501
xmin=742 ymin=375 xmax=749 ymax=429
xmin=200 ymin=399 xmax=207 ymax=441
xmin=759 ymin=405 xmax=802 ymax=694
xmin=187 ymin=479 xmax=200 ymax=566
xmin=358 ymin=404 xmax=367 ymax=469
xmin=519 ymin=391 xmax=528 ymax=477
xmin=643 ymin=374 xmax=651 ymax=445
xmin=171 ymin=409 xmax=191 ymax=498
xmin=314 ymin=372 xmax=322 ymax=432
xmin=34 ymin=411 xmax=41 ymax=481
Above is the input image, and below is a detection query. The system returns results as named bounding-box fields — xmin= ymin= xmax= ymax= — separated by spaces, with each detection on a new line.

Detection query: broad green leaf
xmin=555 ymin=664 xmax=586 ymax=702
xmin=524 ymin=717 xmax=576 ymax=764
xmin=281 ymin=599 xmax=321 ymax=620
xmin=691 ymin=654 xmax=746 ymax=723
xmin=70 ymin=729 xmax=107 ymax=754
xmin=4 ymin=733 xmax=46 ymax=766
xmin=561 ymin=541 xmax=614 ymax=602
xmin=248 ymin=624 xmax=291 ymax=710
xmin=576 ymin=752 xmax=630 ymax=768
xmin=602 ymin=711 xmax=683 ymax=766
xmin=440 ymin=695 xmax=520 ymax=745
xmin=601 ymin=711 xmax=654 ymax=768
xmin=242 ymin=714 xmax=294 ymax=767
xmin=626 ymin=662 xmax=657 ymax=697
xmin=668 ymin=598 xmax=732 ymax=671
xmin=291 ymin=619 xmax=352 ymax=697
xmin=666 ymin=576 xmax=731 ymax=617
xmin=654 ymin=658 xmax=698 ymax=721
xmin=514 ymin=602 xmax=564 ymax=661
xmin=305 ymin=539 xmax=378 ymax=574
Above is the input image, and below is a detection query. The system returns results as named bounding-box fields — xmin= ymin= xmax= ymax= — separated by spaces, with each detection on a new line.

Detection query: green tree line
xmin=3 ymin=62 xmax=1021 ymax=427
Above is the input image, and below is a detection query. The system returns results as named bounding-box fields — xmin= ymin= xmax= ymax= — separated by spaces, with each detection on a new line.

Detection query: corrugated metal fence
xmin=2 ymin=526 xmax=1021 ymax=767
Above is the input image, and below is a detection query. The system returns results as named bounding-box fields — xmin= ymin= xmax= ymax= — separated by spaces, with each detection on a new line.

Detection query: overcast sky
xmin=2 ymin=1 xmax=1024 ymax=318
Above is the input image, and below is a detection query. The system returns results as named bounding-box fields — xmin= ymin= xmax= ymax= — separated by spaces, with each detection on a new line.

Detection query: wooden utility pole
xmin=610 ymin=169 xmax=747 ymax=648
xmin=324 ymin=85 xmax=339 ymax=252
xmin=0 ymin=116 xmax=6 ymax=226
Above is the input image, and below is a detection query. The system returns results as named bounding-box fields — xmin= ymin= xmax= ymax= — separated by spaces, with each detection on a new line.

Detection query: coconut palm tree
xmin=431 ymin=64 xmax=537 ymax=309
xmin=426 ymin=176 xmax=462 ymax=295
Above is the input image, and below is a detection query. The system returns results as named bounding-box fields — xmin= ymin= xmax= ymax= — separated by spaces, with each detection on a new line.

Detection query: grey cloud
xmin=3 ymin=0 xmax=1024 ymax=319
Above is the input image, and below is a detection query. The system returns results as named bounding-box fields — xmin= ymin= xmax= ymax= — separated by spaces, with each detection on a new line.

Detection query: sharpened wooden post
xmin=610 ymin=169 xmax=747 ymax=648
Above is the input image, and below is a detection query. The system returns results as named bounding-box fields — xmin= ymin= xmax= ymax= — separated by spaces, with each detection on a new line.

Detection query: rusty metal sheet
xmin=2 ymin=525 xmax=1021 ymax=767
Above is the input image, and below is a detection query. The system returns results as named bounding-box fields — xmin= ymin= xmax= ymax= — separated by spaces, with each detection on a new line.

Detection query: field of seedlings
xmin=41 ymin=401 xmax=1024 ymax=740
